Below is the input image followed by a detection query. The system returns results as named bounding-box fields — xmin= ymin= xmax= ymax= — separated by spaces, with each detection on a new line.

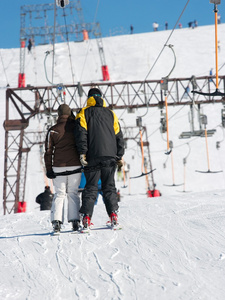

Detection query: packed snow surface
xmin=0 ymin=24 xmax=225 ymax=299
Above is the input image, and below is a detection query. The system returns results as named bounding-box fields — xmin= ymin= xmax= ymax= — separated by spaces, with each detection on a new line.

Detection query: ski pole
xmin=139 ymin=129 xmax=145 ymax=174
xmin=183 ymin=159 xmax=186 ymax=192
xmin=170 ymin=151 xmax=176 ymax=186
xmin=139 ymin=129 xmax=150 ymax=190
xmin=165 ymin=93 xmax=171 ymax=154
xmin=204 ymin=127 xmax=211 ymax=172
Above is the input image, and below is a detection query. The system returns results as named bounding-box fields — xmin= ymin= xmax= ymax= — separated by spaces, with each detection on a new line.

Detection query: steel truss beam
xmin=3 ymin=75 xmax=225 ymax=214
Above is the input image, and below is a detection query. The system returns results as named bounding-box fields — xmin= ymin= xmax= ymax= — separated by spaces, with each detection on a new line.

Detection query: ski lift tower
xmin=94 ymin=23 xmax=110 ymax=81
xmin=18 ymin=0 xmax=109 ymax=87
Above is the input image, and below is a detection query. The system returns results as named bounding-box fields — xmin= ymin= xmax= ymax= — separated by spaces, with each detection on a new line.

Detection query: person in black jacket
xmin=36 ymin=186 xmax=54 ymax=211
xmin=75 ymin=87 xmax=125 ymax=229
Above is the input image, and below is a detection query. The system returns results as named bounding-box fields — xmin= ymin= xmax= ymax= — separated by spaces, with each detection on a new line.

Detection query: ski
xmin=80 ymin=228 xmax=91 ymax=234
xmin=70 ymin=230 xmax=82 ymax=234
xmin=51 ymin=230 xmax=60 ymax=236
xmin=79 ymin=222 xmax=94 ymax=234
xmin=51 ymin=230 xmax=84 ymax=235
xmin=51 ymin=223 xmax=122 ymax=235
xmin=106 ymin=221 xmax=122 ymax=230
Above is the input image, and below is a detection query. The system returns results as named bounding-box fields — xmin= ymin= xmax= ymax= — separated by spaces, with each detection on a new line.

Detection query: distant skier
xmin=218 ymin=40 xmax=221 ymax=52
xmin=44 ymin=104 xmax=82 ymax=233
xmin=27 ymin=39 xmax=32 ymax=53
xmin=217 ymin=13 xmax=221 ymax=24
xmin=210 ymin=68 xmax=213 ymax=76
xmin=153 ymin=22 xmax=159 ymax=31
xmin=188 ymin=21 xmax=192 ymax=28
xmin=130 ymin=25 xmax=134 ymax=34
xmin=36 ymin=186 xmax=54 ymax=211
xmin=165 ymin=21 xmax=168 ymax=30
xmin=74 ymin=87 xmax=125 ymax=230
xmin=194 ymin=20 xmax=198 ymax=28
xmin=209 ymin=68 xmax=213 ymax=82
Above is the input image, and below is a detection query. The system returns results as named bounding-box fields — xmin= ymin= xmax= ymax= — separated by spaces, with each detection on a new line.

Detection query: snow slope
xmin=0 ymin=24 xmax=225 ymax=299
xmin=1 ymin=191 xmax=225 ymax=300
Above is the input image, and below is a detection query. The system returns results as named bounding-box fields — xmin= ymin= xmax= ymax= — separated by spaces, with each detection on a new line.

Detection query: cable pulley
xmin=56 ymin=0 xmax=70 ymax=8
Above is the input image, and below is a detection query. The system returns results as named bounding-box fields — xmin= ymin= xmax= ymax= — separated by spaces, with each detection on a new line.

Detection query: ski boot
xmin=72 ymin=219 xmax=80 ymax=232
xmin=82 ymin=214 xmax=91 ymax=229
xmin=52 ymin=220 xmax=62 ymax=234
xmin=107 ymin=212 xmax=121 ymax=230
xmin=110 ymin=212 xmax=118 ymax=226
xmin=81 ymin=214 xmax=92 ymax=233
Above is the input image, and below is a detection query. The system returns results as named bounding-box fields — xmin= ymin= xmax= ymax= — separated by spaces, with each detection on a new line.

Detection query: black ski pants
xmin=79 ymin=157 xmax=119 ymax=218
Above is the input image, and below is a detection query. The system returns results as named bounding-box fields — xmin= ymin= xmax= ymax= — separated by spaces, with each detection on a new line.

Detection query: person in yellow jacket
xmin=75 ymin=88 xmax=125 ymax=229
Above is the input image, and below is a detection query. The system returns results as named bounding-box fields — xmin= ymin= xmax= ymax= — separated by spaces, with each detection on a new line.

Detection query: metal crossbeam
xmin=3 ymin=75 xmax=225 ymax=214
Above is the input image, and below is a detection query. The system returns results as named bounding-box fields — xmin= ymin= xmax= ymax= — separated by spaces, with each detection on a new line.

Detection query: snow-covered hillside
xmin=0 ymin=24 xmax=225 ymax=299
xmin=1 ymin=191 xmax=225 ymax=300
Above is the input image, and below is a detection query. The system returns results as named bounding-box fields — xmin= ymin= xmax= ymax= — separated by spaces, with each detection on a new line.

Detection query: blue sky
xmin=0 ymin=0 xmax=224 ymax=49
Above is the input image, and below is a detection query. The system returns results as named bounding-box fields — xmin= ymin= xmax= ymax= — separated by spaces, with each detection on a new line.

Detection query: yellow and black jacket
xmin=75 ymin=95 xmax=124 ymax=161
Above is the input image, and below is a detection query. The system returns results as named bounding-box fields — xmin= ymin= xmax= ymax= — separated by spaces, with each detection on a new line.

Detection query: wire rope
xmin=63 ymin=7 xmax=76 ymax=84
xmin=144 ymin=0 xmax=191 ymax=81
xmin=52 ymin=2 xmax=57 ymax=86
xmin=79 ymin=0 xmax=100 ymax=82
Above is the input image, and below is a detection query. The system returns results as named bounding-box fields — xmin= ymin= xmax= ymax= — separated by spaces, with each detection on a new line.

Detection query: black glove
xmin=46 ymin=170 xmax=56 ymax=179
xmin=116 ymin=158 xmax=123 ymax=172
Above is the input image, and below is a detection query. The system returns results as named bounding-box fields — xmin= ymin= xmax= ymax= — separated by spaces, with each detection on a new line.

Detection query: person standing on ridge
xmin=165 ymin=21 xmax=168 ymax=30
xmin=153 ymin=22 xmax=159 ymax=31
xmin=74 ymin=88 xmax=125 ymax=230
xmin=44 ymin=104 xmax=82 ymax=233
xmin=27 ymin=38 xmax=33 ymax=53
xmin=130 ymin=25 xmax=134 ymax=34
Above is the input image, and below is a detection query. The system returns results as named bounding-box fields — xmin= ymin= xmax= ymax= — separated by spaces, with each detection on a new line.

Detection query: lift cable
xmin=144 ymin=0 xmax=191 ymax=80
xmin=63 ymin=7 xmax=76 ymax=84
xmin=79 ymin=0 xmax=100 ymax=82
xmin=51 ymin=2 xmax=57 ymax=85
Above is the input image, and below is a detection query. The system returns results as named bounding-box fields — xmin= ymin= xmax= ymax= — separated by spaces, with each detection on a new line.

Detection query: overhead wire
xmin=79 ymin=0 xmax=101 ymax=82
xmin=63 ymin=6 xmax=76 ymax=84
xmin=144 ymin=0 xmax=191 ymax=81
xmin=123 ymin=0 xmax=223 ymax=162
xmin=136 ymin=0 xmax=191 ymax=147
xmin=138 ymin=0 xmax=192 ymax=156
xmin=52 ymin=2 xmax=57 ymax=86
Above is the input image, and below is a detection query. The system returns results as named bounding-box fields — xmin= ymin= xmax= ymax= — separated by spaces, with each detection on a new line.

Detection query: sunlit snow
xmin=0 ymin=24 xmax=225 ymax=299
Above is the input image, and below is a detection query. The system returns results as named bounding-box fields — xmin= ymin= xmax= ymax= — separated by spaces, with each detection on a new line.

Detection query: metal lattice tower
xmin=20 ymin=1 xmax=93 ymax=44
xmin=18 ymin=1 xmax=110 ymax=87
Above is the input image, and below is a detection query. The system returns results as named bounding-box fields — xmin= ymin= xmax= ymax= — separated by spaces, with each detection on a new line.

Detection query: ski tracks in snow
xmin=149 ymin=193 xmax=225 ymax=299
xmin=1 ymin=193 xmax=225 ymax=299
